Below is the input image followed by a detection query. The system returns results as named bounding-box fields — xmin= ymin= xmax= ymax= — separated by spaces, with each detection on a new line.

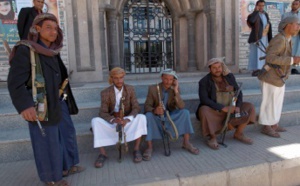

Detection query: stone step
xmin=1 ymin=87 xmax=300 ymax=130
xmin=1 ymin=126 xmax=300 ymax=186
xmin=1 ymin=74 xmax=299 ymax=108
xmin=1 ymin=102 xmax=300 ymax=164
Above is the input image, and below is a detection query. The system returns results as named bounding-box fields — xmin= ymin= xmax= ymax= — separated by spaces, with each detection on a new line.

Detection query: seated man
xmin=143 ymin=69 xmax=199 ymax=160
xmin=91 ymin=67 xmax=147 ymax=168
xmin=197 ymin=58 xmax=256 ymax=150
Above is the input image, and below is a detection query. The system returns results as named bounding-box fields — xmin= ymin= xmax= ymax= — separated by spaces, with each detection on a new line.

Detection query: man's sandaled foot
xmin=142 ymin=149 xmax=152 ymax=161
xmin=261 ymin=127 xmax=280 ymax=138
xmin=206 ymin=139 xmax=219 ymax=150
xmin=64 ymin=165 xmax=85 ymax=177
xmin=94 ymin=154 xmax=107 ymax=168
xmin=133 ymin=150 xmax=142 ymax=163
xmin=182 ymin=143 xmax=200 ymax=155
xmin=274 ymin=126 xmax=287 ymax=132
xmin=233 ymin=134 xmax=253 ymax=145
xmin=45 ymin=180 xmax=69 ymax=186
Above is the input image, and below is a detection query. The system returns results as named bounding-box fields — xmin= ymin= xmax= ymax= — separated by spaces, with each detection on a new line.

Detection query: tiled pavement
xmin=1 ymin=125 xmax=300 ymax=186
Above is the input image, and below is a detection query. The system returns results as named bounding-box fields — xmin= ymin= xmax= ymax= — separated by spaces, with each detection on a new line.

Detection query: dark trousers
xmin=28 ymin=101 xmax=79 ymax=182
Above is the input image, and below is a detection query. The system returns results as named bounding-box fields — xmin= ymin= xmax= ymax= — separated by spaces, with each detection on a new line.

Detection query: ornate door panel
xmin=123 ymin=0 xmax=173 ymax=73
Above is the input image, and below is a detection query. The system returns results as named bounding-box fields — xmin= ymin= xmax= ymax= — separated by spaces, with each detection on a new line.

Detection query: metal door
xmin=123 ymin=0 xmax=173 ymax=73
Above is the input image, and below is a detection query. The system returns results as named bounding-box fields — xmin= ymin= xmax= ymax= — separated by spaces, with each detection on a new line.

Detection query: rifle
xmin=218 ymin=82 xmax=243 ymax=147
xmin=3 ymin=40 xmax=11 ymax=56
xmin=156 ymin=83 xmax=179 ymax=156
xmin=116 ymin=97 xmax=128 ymax=162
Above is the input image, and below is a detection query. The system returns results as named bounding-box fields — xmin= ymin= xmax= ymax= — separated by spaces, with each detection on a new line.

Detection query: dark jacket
xmin=17 ymin=7 xmax=38 ymax=39
xmin=247 ymin=11 xmax=272 ymax=43
xmin=196 ymin=73 xmax=242 ymax=120
xmin=7 ymin=45 xmax=78 ymax=125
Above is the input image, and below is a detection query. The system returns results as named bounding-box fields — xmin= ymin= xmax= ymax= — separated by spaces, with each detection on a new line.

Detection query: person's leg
xmin=28 ymin=122 xmax=63 ymax=183
xmin=94 ymin=147 xmax=108 ymax=168
xmin=59 ymin=101 xmax=80 ymax=172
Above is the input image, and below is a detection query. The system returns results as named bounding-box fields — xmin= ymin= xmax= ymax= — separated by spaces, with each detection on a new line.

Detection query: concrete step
xmin=1 ymin=74 xmax=300 ymax=108
xmin=1 ymin=126 xmax=300 ymax=186
xmin=1 ymin=102 xmax=300 ymax=164
xmin=1 ymin=87 xmax=300 ymax=130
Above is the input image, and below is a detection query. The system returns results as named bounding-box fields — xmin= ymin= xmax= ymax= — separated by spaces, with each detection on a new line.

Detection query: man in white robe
xmin=91 ymin=67 xmax=147 ymax=168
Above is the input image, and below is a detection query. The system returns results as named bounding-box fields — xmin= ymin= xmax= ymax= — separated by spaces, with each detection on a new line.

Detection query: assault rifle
xmin=156 ymin=83 xmax=179 ymax=156
xmin=218 ymin=82 xmax=243 ymax=147
xmin=116 ymin=97 xmax=128 ymax=162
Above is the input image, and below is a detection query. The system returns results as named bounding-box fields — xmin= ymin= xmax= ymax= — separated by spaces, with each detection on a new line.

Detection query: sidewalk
xmin=1 ymin=125 xmax=300 ymax=186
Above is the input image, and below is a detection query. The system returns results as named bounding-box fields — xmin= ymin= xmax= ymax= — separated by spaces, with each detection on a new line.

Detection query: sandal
xmin=94 ymin=154 xmax=107 ymax=168
xmin=45 ymin=180 xmax=69 ymax=186
xmin=274 ymin=126 xmax=287 ymax=132
xmin=133 ymin=150 xmax=142 ymax=163
xmin=63 ymin=165 xmax=85 ymax=177
xmin=182 ymin=143 xmax=200 ymax=155
xmin=261 ymin=127 xmax=280 ymax=138
xmin=142 ymin=148 xmax=152 ymax=161
xmin=233 ymin=134 xmax=253 ymax=145
xmin=206 ymin=139 xmax=219 ymax=150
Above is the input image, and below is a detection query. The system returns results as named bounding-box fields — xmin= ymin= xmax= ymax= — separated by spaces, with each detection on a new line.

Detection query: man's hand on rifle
xmin=221 ymin=106 xmax=236 ymax=114
xmin=21 ymin=107 xmax=37 ymax=121
xmin=112 ymin=118 xmax=130 ymax=126
xmin=154 ymin=105 xmax=164 ymax=115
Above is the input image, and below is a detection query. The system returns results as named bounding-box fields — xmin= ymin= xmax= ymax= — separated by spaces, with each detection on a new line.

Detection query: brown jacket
xmin=258 ymin=32 xmax=292 ymax=87
xmin=144 ymin=83 xmax=185 ymax=113
xmin=99 ymin=84 xmax=140 ymax=122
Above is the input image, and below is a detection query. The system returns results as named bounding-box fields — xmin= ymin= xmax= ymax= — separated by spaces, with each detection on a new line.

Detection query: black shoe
xmin=291 ymin=69 xmax=300 ymax=74
xmin=251 ymin=70 xmax=260 ymax=76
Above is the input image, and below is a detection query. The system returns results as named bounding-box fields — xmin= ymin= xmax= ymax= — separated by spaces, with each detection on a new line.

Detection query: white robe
xmin=258 ymin=81 xmax=285 ymax=126
xmin=91 ymin=114 xmax=147 ymax=148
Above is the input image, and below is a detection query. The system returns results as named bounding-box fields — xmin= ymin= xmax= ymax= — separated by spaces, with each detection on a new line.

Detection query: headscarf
xmin=207 ymin=57 xmax=231 ymax=76
xmin=278 ymin=16 xmax=299 ymax=32
xmin=0 ymin=0 xmax=14 ymax=20
xmin=108 ymin=67 xmax=126 ymax=85
xmin=9 ymin=13 xmax=63 ymax=62
xmin=160 ymin=69 xmax=178 ymax=79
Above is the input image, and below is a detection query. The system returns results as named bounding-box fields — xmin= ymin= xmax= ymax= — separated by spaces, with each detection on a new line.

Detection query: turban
xmin=207 ymin=57 xmax=231 ymax=76
xmin=278 ymin=16 xmax=299 ymax=32
xmin=160 ymin=69 xmax=178 ymax=79
xmin=28 ymin=13 xmax=63 ymax=51
xmin=108 ymin=67 xmax=126 ymax=85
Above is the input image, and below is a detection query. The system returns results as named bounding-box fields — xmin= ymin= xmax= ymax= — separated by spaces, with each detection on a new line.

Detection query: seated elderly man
xmin=143 ymin=69 xmax=199 ymax=160
xmin=91 ymin=67 xmax=147 ymax=168
xmin=196 ymin=58 xmax=256 ymax=150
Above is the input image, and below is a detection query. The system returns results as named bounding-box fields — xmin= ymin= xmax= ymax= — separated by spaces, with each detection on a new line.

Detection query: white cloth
xmin=113 ymin=86 xmax=123 ymax=112
xmin=258 ymin=81 xmax=285 ymax=125
xmin=91 ymin=114 xmax=147 ymax=148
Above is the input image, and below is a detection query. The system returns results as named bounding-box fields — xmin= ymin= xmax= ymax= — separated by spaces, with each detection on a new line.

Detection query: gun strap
xmin=30 ymin=49 xmax=47 ymax=119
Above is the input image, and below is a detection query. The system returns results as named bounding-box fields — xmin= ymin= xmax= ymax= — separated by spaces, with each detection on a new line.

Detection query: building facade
xmin=0 ymin=0 xmax=239 ymax=83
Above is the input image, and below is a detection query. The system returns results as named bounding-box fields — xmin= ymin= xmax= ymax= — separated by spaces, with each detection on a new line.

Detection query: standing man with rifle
xmin=258 ymin=16 xmax=300 ymax=137
xmin=8 ymin=13 xmax=84 ymax=186
xmin=143 ymin=69 xmax=199 ymax=161
xmin=91 ymin=67 xmax=147 ymax=168
xmin=247 ymin=0 xmax=272 ymax=76
xmin=197 ymin=58 xmax=256 ymax=150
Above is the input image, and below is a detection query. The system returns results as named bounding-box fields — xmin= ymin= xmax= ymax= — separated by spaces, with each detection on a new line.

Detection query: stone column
xmin=173 ymin=16 xmax=180 ymax=71
xmin=186 ymin=12 xmax=197 ymax=71
xmin=99 ymin=8 xmax=108 ymax=69
xmin=206 ymin=1 xmax=217 ymax=60
xmin=106 ymin=10 xmax=119 ymax=70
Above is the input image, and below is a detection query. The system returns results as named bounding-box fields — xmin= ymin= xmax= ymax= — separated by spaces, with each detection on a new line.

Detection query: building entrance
xmin=123 ymin=0 xmax=173 ymax=73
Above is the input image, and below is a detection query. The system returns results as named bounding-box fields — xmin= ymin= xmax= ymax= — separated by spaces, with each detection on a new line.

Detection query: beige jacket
xmin=144 ymin=83 xmax=185 ymax=113
xmin=258 ymin=32 xmax=292 ymax=87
